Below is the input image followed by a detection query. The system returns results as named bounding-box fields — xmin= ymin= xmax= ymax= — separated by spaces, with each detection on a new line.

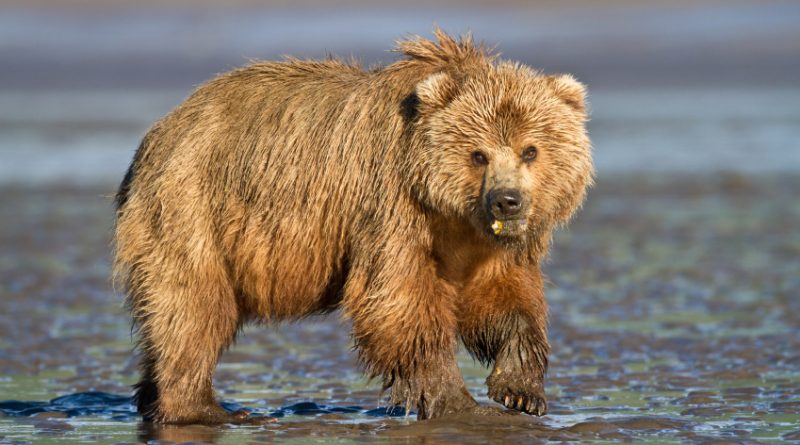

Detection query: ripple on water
xmin=0 ymin=391 xmax=409 ymax=420
xmin=0 ymin=392 xmax=135 ymax=419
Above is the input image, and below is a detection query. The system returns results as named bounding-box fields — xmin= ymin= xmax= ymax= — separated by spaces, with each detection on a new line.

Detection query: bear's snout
xmin=487 ymin=188 xmax=525 ymax=219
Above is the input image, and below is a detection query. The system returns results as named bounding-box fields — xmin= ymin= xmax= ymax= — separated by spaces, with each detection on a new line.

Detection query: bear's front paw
xmin=389 ymin=374 xmax=478 ymax=420
xmin=486 ymin=367 xmax=547 ymax=416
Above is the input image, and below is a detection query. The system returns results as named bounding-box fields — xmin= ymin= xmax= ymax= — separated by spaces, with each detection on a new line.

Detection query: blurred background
xmin=2 ymin=0 xmax=799 ymax=183
xmin=1 ymin=1 xmax=799 ymax=444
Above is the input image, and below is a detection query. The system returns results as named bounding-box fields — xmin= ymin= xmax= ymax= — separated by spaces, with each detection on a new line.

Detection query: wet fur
xmin=114 ymin=29 xmax=593 ymax=424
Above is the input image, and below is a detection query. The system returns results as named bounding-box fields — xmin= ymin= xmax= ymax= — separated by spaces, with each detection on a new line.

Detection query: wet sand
xmin=1 ymin=174 xmax=798 ymax=444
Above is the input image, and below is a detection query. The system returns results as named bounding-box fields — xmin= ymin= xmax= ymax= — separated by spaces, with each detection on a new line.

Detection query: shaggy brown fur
xmin=114 ymin=29 xmax=593 ymax=424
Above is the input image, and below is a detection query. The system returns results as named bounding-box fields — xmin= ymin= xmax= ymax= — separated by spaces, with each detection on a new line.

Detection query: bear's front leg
xmin=484 ymin=317 xmax=548 ymax=415
xmin=385 ymin=358 xmax=479 ymax=419
xmin=342 ymin=245 xmax=479 ymax=419
xmin=459 ymin=264 xmax=549 ymax=416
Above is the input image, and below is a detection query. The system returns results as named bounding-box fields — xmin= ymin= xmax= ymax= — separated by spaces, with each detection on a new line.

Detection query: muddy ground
xmin=1 ymin=173 xmax=798 ymax=444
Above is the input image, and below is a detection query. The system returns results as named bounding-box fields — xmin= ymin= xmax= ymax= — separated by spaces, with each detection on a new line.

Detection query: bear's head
xmin=405 ymin=50 xmax=594 ymax=248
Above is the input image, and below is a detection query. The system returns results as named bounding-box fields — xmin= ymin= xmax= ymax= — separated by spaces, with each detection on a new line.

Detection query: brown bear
xmin=113 ymin=29 xmax=593 ymax=425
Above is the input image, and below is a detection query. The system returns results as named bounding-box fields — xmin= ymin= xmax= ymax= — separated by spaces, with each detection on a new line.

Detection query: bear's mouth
xmin=489 ymin=218 xmax=527 ymax=237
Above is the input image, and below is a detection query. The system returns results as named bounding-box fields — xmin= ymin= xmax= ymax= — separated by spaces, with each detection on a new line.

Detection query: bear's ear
xmin=416 ymin=71 xmax=459 ymax=110
xmin=547 ymin=74 xmax=587 ymax=113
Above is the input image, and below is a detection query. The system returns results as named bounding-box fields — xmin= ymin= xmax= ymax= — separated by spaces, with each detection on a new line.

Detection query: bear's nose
xmin=488 ymin=188 xmax=523 ymax=218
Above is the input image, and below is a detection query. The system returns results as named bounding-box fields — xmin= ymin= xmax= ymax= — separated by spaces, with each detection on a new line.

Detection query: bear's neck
xmin=429 ymin=215 xmax=505 ymax=287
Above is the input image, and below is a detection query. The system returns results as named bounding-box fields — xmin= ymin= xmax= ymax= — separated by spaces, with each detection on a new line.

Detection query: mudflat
xmin=0 ymin=174 xmax=798 ymax=443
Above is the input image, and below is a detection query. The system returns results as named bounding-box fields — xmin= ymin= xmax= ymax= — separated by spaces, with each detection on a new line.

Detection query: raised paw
xmin=486 ymin=368 xmax=547 ymax=416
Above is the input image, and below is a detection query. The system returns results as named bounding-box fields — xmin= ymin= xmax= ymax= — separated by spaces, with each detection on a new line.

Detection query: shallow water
xmin=1 ymin=175 xmax=799 ymax=444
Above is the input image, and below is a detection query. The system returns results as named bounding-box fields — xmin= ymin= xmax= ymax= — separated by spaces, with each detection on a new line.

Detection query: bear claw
xmin=487 ymin=370 xmax=547 ymax=416
xmin=493 ymin=391 xmax=546 ymax=416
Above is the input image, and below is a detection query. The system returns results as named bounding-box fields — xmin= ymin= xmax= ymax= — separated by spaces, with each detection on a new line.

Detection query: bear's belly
xmin=231 ymin=219 xmax=347 ymax=321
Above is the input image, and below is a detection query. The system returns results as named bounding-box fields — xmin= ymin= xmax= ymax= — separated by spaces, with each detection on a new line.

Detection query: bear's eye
xmin=471 ymin=151 xmax=488 ymax=166
xmin=522 ymin=146 xmax=538 ymax=163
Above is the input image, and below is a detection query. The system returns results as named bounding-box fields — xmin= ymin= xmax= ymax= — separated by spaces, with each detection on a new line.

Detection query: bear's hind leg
xmin=132 ymin=353 xmax=159 ymax=419
xmin=131 ymin=278 xmax=243 ymax=424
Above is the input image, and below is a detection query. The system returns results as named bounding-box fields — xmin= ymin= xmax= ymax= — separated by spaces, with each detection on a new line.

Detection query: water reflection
xmin=138 ymin=422 xmax=222 ymax=444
